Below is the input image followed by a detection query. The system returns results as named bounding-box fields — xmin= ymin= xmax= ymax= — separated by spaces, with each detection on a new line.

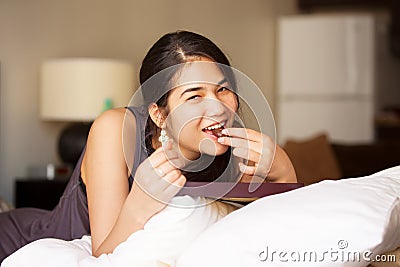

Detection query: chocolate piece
xmin=211 ymin=128 xmax=228 ymax=138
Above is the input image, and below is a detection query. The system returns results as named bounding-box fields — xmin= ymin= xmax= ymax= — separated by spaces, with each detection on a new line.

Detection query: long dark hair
xmin=139 ymin=30 xmax=239 ymax=182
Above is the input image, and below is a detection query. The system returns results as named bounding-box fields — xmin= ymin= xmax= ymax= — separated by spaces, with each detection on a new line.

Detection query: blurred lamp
xmin=40 ymin=58 xmax=134 ymax=165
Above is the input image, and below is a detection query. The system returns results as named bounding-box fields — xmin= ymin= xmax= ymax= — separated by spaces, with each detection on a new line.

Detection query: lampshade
xmin=40 ymin=58 xmax=134 ymax=121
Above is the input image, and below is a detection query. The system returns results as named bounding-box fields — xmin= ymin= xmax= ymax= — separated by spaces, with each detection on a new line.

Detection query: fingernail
xmin=217 ymin=137 xmax=225 ymax=143
xmin=221 ymin=129 xmax=228 ymax=135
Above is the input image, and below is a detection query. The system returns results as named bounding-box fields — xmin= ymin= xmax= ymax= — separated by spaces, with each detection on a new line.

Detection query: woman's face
xmin=165 ymin=59 xmax=238 ymax=161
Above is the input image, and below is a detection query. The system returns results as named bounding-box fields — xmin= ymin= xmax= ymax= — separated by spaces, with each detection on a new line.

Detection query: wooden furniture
xmin=15 ymin=178 xmax=69 ymax=210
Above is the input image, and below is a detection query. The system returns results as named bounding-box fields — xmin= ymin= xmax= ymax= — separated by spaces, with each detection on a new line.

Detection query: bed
xmin=2 ymin=165 xmax=400 ymax=267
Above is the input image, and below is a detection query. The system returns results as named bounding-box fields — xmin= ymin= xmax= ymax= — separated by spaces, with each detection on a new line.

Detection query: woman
xmin=0 ymin=30 xmax=296 ymax=262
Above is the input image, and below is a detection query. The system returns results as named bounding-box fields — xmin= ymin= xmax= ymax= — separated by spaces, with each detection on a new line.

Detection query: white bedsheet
xmin=4 ymin=166 xmax=400 ymax=267
xmin=2 ymin=196 xmax=237 ymax=267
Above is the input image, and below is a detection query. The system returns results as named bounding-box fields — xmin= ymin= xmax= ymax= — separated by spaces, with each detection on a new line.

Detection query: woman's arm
xmin=81 ymin=108 xmax=135 ymax=256
xmin=81 ymin=108 xmax=186 ymax=257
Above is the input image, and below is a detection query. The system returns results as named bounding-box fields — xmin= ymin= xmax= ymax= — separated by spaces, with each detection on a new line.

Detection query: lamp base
xmin=58 ymin=123 xmax=92 ymax=166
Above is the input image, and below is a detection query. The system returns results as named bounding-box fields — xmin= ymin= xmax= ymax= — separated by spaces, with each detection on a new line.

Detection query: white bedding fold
xmin=2 ymin=196 xmax=237 ymax=267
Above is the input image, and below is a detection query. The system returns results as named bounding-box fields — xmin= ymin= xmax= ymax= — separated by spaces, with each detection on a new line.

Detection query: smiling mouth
xmin=202 ymin=121 xmax=229 ymax=138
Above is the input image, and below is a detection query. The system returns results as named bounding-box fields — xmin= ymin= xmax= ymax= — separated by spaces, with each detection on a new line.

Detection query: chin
xmin=200 ymin=144 xmax=229 ymax=157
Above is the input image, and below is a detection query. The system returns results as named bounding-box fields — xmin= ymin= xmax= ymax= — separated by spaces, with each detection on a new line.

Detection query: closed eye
xmin=187 ymin=95 xmax=201 ymax=101
xmin=218 ymin=86 xmax=232 ymax=93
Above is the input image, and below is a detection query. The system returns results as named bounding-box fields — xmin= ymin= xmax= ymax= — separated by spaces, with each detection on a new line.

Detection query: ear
xmin=148 ymin=103 xmax=165 ymax=128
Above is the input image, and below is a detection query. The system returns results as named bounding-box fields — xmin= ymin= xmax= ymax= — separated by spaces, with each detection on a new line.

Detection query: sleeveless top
xmin=0 ymin=106 xmax=149 ymax=262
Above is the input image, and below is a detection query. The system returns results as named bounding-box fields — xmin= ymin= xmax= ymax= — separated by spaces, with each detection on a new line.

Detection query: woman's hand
xmin=217 ymin=128 xmax=297 ymax=183
xmin=129 ymin=140 xmax=187 ymax=222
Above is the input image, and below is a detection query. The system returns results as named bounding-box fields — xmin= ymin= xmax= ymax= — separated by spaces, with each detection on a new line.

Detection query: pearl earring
xmin=158 ymin=128 xmax=169 ymax=145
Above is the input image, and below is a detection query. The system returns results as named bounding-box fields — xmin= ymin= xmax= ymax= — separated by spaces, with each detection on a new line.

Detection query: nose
xmin=204 ymin=97 xmax=225 ymax=117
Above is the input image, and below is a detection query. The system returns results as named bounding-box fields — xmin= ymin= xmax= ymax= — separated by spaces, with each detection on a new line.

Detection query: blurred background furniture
xmin=40 ymin=58 xmax=134 ymax=166
xmin=283 ymin=133 xmax=400 ymax=185
xmin=277 ymin=14 xmax=375 ymax=144
xmin=0 ymin=196 xmax=14 ymax=213
xmin=14 ymin=178 xmax=68 ymax=210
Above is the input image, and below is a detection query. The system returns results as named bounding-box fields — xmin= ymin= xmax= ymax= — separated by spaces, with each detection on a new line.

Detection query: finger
xmin=238 ymin=162 xmax=256 ymax=175
xmin=232 ymin=145 xmax=274 ymax=163
xmin=233 ymin=147 xmax=274 ymax=178
xmin=155 ymin=169 xmax=182 ymax=190
xmin=164 ymin=171 xmax=185 ymax=187
xmin=156 ymin=174 xmax=186 ymax=203
xmin=164 ymin=141 xmax=187 ymax=168
xmin=155 ymin=161 xmax=181 ymax=178
xmin=149 ymin=148 xmax=180 ymax=169
xmin=140 ymin=169 xmax=182 ymax=200
xmin=163 ymin=175 xmax=187 ymax=198
xmin=232 ymin=147 xmax=261 ymax=163
xmin=218 ymin=137 xmax=262 ymax=154
xmin=238 ymin=162 xmax=269 ymax=181
xmin=222 ymin=128 xmax=263 ymax=142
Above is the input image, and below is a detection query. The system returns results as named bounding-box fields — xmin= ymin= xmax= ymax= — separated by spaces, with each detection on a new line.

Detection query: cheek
xmin=167 ymin=110 xmax=201 ymax=139
xmin=225 ymin=94 xmax=239 ymax=111
xmin=168 ymin=102 xmax=204 ymax=124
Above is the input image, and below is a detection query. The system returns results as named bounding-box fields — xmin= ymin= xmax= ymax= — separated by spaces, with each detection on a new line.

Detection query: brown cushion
xmin=283 ymin=133 xmax=342 ymax=185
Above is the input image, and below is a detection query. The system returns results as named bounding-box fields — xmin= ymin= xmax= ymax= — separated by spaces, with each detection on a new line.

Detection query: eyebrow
xmin=180 ymin=78 xmax=228 ymax=98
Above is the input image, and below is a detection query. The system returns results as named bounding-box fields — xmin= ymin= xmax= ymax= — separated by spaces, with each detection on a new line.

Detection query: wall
xmin=0 ymin=0 xmax=297 ymax=203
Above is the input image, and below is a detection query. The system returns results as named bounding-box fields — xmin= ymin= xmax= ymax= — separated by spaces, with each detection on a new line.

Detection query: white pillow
xmin=2 ymin=196 xmax=237 ymax=267
xmin=176 ymin=166 xmax=400 ymax=267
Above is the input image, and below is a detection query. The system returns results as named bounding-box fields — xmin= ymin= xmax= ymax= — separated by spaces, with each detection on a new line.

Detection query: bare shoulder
xmin=88 ymin=108 xmax=137 ymax=138
xmin=91 ymin=108 xmax=127 ymax=131
xmin=81 ymin=108 xmax=137 ymax=183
